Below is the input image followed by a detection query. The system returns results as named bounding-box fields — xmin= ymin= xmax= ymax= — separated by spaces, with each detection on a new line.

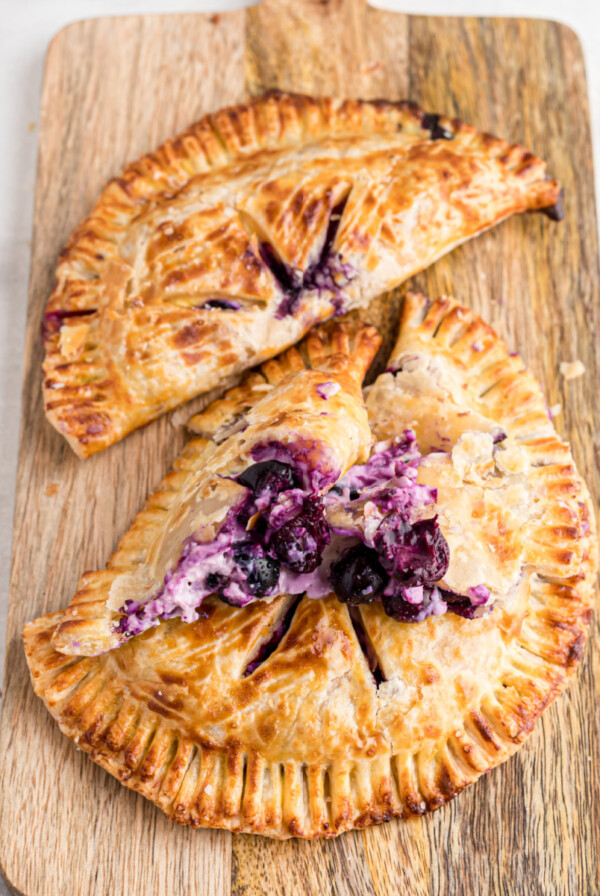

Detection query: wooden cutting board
xmin=1 ymin=2 xmax=598 ymax=894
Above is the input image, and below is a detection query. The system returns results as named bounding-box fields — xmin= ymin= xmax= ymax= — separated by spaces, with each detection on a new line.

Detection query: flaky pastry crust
xmin=25 ymin=296 xmax=595 ymax=839
xmin=42 ymin=91 xmax=562 ymax=457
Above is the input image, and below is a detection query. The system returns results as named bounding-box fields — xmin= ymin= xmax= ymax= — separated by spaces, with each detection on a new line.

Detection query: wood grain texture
xmin=0 ymin=2 xmax=598 ymax=894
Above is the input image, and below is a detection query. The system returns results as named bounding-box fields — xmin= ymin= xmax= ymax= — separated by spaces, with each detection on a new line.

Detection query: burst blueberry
xmin=237 ymin=460 xmax=299 ymax=496
xmin=374 ymin=515 xmax=449 ymax=586
xmin=269 ymin=496 xmax=330 ymax=573
xmin=329 ymin=544 xmax=387 ymax=604
xmin=233 ymin=543 xmax=280 ymax=596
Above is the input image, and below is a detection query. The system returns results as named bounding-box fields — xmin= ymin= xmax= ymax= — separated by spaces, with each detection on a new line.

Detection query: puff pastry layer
xmin=43 ymin=91 xmax=562 ymax=457
xmin=25 ymin=295 xmax=595 ymax=839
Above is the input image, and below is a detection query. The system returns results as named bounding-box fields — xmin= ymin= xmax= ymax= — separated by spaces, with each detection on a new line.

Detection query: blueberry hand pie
xmin=42 ymin=91 xmax=562 ymax=457
xmin=25 ymin=295 xmax=595 ymax=838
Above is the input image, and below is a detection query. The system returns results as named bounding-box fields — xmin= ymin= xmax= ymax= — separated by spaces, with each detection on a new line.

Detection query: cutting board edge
xmin=0 ymin=7 xmax=598 ymax=896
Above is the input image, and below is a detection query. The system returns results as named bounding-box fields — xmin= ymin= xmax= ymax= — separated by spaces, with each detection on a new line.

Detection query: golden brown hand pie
xmin=24 ymin=295 xmax=595 ymax=839
xmin=42 ymin=91 xmax=562 ymax=458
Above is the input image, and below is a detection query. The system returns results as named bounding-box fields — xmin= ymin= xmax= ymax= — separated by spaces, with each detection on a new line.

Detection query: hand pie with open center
xmin=26 ymin=297 xmax=595 ymax=838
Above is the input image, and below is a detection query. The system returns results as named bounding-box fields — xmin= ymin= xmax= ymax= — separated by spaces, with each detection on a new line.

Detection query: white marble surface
xmin=0 ymin=1 xmax=597 ymax=889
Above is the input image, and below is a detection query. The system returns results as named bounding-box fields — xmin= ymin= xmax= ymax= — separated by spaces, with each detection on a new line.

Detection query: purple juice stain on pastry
xmin=42 ymin=308 xmax=97 ymax=340
xmin=440 ymin=586 xmax=492 ymax=620
xmin=330 ymin=544 xmax=387 ymax=605
xmin=316 ymin=381 xmax=341 ymax=400
xmin=258 ymin=242 xmax=302 ymax=298
xmin=199 ymin=299 xmax=242 ymax=311
xmin=259 ymin=197 xmax=357 ymax=318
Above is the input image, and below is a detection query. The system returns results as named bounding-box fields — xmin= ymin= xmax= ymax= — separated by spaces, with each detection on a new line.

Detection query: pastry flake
xmin=43 ymin=91 xmax=562 ymax=457
xmin=25 ymin=295 xmax=595 ymax=838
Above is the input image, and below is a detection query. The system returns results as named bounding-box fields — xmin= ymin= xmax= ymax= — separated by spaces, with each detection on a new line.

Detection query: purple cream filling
xmin=316 ymin=381 xmax=341 ymax=400
xmin=117 ymin=432 xmax=491 ymax=637
xmin=259 ymin=197 xmax=358 ymax=318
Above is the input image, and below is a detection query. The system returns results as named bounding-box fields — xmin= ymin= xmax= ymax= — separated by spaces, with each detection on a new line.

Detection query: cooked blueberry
xmin=374 ymin=515 xmax=449 ymax=586
xmin=330 ymin=545 xmax=387 ymax=605
xmin=539 ymin=189 xmax=564 ymax=222
xmin=441 ymin=589 xmax=492 ymax=620
xmin=237 ymin=460 xmax=299 ymax=495
xmin=421 ymin=112 xmax=453 ymax=140
xmin=269 ymin=496 xmax=330 ymax=574
xmin=205 ymin=572 xmax=226 ymax=591
xmin=349 ymin=488 xmax=360 ymax=501
xmin=233 ymin=543 xmax=281 ymax=596
xmin=382 ymin=592 xmax=427 ymax=622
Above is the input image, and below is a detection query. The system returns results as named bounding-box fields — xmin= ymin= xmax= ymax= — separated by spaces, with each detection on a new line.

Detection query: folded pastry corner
xmin=51 ymin=317 xmax=380 ymax=656
xmin=43 ymin=91 xmax=562 ymax=457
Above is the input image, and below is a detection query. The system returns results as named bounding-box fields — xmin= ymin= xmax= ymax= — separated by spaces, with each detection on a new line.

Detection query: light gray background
xmin=0 ymin=1 xmax=598 ymax=891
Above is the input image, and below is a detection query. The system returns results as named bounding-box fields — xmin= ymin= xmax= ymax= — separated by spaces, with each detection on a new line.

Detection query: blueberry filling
xmin=421 ymin=113 xmax=454 ymax=141
xmin=439 ymin=585 xmax=492 ymax=620
xmin=250 ymin=439 xmax=341 ymax=492
xmin=348 ymin=605 xmax=386 ymax=686
xmin=42 ymin=308 xmax=97 ymax=340
xmin=259 ymin=197 xmax=357 ymax=318
xmin=116 ymin=435 xmax=492 ymax=637
xmin=330 ymin=545 xmax=387 ymax=605
xmin=373 ymin=516 xmax=449 ymax=587
xmin=241 ymin=596 xmax=302 ymax=677
xmin=269 ymin=496 xmax=330 ymax=574
xmin=199 ymin=299 xmax=242 ymax=311
xmin=259 ymin=242 xmax=301 ymax=296
xmin=237 ymin=460 xmax=299 ymax=495
xmin=382 ymin=584 xmax=448 ymax=623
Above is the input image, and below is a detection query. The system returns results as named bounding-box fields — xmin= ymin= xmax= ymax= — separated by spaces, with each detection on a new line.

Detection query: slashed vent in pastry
xmin=25 ymin=296 xmax=595 ymax=839
xmin=43 ymin=91 xmax=563 ymax=457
